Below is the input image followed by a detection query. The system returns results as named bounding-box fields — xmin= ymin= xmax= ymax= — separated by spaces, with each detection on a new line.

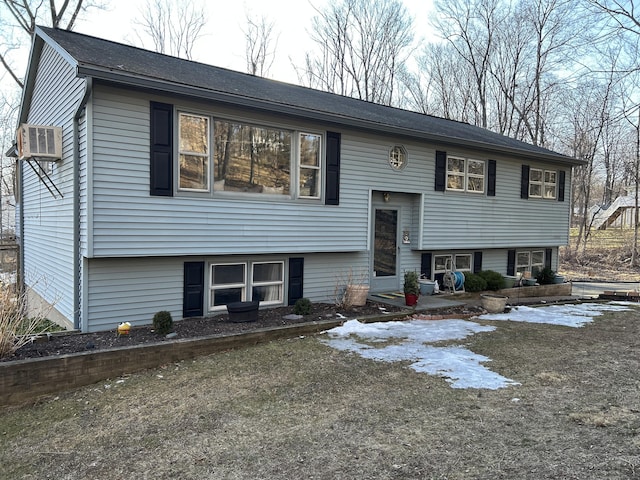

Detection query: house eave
xmin=76 ymin=64 xmax=583 ymax=167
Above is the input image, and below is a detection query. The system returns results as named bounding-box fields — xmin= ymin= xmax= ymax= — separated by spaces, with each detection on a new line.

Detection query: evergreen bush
xmin=293 ymin=298 xmax=313 ymax=315
xmin=536 ymin=267 xmax=556 ymax=285
xmin=463 ymin=272 xmax=488 ymax=292
xmin=153 ymin=310 xmax=173 ymax=335
xmin=478 ymin=270 xmax=506 ymax=291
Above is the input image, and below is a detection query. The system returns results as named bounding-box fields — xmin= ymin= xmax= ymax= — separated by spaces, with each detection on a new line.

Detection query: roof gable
xmin=34 ymin=26 xmax=580 ymax=165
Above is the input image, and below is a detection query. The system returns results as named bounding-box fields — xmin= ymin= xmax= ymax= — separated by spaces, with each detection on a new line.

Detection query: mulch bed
xmin=4 ymin=301 xmax=483 ymax=363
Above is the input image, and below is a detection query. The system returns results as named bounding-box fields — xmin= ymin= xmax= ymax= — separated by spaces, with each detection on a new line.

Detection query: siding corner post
xmin=73 ymin=78 xmax=93 ymax=331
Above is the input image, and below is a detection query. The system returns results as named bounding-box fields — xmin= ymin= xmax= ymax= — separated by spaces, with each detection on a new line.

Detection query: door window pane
xmin=373 ymin=209 xmax=397 ymax=277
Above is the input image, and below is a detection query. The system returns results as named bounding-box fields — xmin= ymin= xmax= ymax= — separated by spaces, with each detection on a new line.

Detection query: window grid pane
xmin=455 ymin=254 xmax=471 ymax=271
xmin=179 ymin=113 xmax=209 ymax=191
xmin=252 ymin=262 xmax=284 ymax=304
xmin=446 ymin=157 xmax=484 ymax=193
xmin=210 ymin=264 xmax=246 ymax=310
xmin=213 ymin=121 xmax=291 ymax=195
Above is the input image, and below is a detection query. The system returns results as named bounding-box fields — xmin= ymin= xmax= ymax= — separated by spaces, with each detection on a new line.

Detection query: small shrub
xmin=153 ymin=310 xmax=173 ymax=335
xmin=536 ymin=267 xmax=556 ymax=285
xmin=293 ymin=298 xmax=313 ymax=315
xmin=403 ymin=271 xmax=420 ymax=295
xmin=463 ymin=272 xmax=487 ymax=292
xmin=478 ymin=270 xmax=506 ymax=291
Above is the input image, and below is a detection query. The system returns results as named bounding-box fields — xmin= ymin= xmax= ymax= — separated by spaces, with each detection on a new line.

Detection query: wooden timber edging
xmin=497 ymin=281 xmax=573 ymax=299
xmin=1 ymin=312 xmax=414 ymax=407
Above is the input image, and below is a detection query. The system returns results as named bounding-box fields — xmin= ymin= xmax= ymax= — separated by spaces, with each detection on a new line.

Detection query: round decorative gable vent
xmin=388 ymin=145 xmax=407 ymax=170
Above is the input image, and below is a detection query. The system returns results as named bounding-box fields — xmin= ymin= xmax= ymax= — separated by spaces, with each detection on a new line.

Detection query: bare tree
xmin=0 ymin=0 xmax=104 ymax=88
xmin=243 ymin=13 xmax=278 ymax=77
xmin=133 ymin=0 xmax=206 ymax=60
xmin=300 ymin=0 xmax=414 ymax=106
xmin=587 ymin=0 xmax=640 ymax=264
xmin=587 ymin=0 xmax=640 ymax=37
xmin=431 ymin=0 xmax=505 ymax=128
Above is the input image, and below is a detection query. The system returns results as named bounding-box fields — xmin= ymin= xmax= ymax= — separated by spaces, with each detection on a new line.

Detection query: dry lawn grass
xmin=2 ymin=307 xmax=640 ymax=479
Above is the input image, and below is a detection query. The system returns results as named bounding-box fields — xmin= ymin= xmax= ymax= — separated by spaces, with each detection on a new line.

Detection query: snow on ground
xmin=322 ymin=302 xmax=635 ymax=390
xmin=477 ymin=302 xmax=633 ymax=327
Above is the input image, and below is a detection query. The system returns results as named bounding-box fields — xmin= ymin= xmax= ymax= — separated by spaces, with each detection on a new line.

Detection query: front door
xmin=371 ymin=207 xmax=399 ymax=292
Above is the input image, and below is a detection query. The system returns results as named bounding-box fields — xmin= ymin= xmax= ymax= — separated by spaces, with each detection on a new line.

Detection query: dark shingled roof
xmin=36 ymin=26 xmax=579 ymax=164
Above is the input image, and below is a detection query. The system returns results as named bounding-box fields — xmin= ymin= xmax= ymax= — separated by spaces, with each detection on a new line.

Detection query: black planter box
xmin=226 ymin=301 xmax=260 ymax=322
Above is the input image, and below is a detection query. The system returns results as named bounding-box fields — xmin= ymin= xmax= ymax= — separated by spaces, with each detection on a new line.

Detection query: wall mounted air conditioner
xmin=17 ymin=124 xmax=62 ymax=160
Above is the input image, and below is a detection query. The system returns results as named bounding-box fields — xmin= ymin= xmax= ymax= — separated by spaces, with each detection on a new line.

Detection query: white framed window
xmin=177 ymin=110 xmax=324 ymax=199
xmin=388 ymin=145 xmax=407 ymax=170
xmin=516 ymin=250 xmax=545 ymax=277
xmin=529 ymin=168 xmax=556 ymax=199
xmin=178 ymin=113 xmax=209 ymax=191
xmin=251 ymin=261 xmax=284 ymax=306
xmin=209 ymin=261 xmax=285 ymax=311
xmin=299 ymin=133 xmax=321 ymax=198
xmin=213 ymin=120 xmax=291 ymax=195
xmin=210 ymin=263 xmax=246 ymax=310
xmin=447 ymin=156 xmax=485 ymax=193
xmin=433 ymin=253 xmax=473 ymax=276
xmin=544 ymin=170 xmax=557 ymax=199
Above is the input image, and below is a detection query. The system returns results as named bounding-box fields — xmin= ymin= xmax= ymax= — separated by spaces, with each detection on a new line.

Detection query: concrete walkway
xmin=369 ymin=292 xmax=467 ymax=311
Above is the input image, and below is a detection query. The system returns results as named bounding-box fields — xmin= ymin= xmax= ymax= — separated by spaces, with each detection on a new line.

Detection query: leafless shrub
xmin=333 ymin=268 xmax=369 ymax=308
xmin=0 ymin=282 xmax=54 ymax=358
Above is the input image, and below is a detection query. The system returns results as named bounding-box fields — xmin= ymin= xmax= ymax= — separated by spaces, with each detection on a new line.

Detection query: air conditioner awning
xmin=4 ymin=143 xmax=18 ymax=158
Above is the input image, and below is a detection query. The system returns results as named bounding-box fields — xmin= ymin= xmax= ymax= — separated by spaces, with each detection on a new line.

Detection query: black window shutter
xmin=421 ymin=253 xmax=432 ymax=279
xmin=545 ymin=248 xmax=553 ymax=269
xmin=473 ymin=251 xmax=483 ymax=273
xmin=558 ymin=170 xmax=566 ymax=202
xmin=487 ymin=160 xmax=496 ymax=196
xmin=150 ymin=101 xmax=173 ymax=196
xmin=183 ymin=261 xmax=204 ymax=317
xmin=521 ymin=165 xmax=530 ymax=199
xmin=325 ymin=132 xmax=341 ymax=205
xmin=288 ymin=257 xmax=304 ymax=305
xmin=507 ymin=250 xmax=516 ymax=276
xmin=435 ymin=151 xmax=446 ymax=191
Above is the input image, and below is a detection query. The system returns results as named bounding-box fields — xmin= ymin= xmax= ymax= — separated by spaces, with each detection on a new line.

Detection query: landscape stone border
xmin=1 ymin=313 xmax=412 ymax=407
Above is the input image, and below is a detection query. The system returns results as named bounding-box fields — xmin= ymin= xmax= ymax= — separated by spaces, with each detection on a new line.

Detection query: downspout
xmin=73 ymin=78 xmax=92 ymax=330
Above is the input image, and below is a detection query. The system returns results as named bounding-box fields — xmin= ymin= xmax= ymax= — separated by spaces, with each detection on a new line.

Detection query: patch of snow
xmin=477 ymin=302 xmax=633 ymax=327
xmin=322 ymin=302 xmax=633 ymax=390
xmin=323 ymin=319 xmax=516 ymax=389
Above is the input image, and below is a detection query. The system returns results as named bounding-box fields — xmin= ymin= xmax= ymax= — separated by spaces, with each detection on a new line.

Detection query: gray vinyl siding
xmin=90 ymin=86 xmax=368 ymax=258
xmin=421 ymin=154 xmax=571 ymax=250
xmin=79 ymin=111 xmax=89 ymax=256
xmin=89 ymin=85 xmax=570 ymax=259
xmin=86 ymin=257 xmax=184 ymax=332
xmin=85 ymin=253 xmax=370 ymax=332
xmin=21 ymin=43 xmax=86 ymax=323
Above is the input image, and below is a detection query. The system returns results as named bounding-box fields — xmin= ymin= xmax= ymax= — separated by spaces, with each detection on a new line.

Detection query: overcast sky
xmin=72 ymin=0 xmax=436 ymax=85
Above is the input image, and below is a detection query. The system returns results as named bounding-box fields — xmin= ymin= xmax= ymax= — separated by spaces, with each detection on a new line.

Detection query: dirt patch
xmin=560 ymin=243 xmax=640 ymax=282
xmin=1 ymin=306 xmax=639 ymax=479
